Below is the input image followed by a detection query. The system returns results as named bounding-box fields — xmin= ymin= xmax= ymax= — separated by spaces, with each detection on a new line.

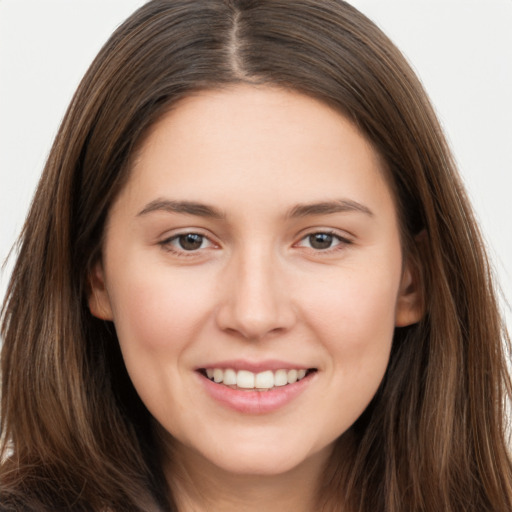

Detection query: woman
xmin=1 ymin=1 xmax=511 ymax=510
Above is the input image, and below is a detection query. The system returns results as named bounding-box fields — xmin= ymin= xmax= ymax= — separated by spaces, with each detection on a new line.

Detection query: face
xmin=89 ymin=85 xmax=422 ymax=478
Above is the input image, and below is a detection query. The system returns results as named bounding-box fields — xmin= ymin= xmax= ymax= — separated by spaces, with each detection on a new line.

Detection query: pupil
xmin=179 ymin=233 xmax=203 ymax=250
xmin=309 ymin=233 xmax=333 ymax=250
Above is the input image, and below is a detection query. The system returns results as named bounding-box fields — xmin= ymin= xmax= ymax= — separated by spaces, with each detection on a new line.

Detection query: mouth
xmin=198 ymin=367 xmax=318 ymax=391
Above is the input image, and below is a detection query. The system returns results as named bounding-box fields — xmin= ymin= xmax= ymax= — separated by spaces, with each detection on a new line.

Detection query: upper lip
xmin=196 ymin=359 xmax=315 ymax=373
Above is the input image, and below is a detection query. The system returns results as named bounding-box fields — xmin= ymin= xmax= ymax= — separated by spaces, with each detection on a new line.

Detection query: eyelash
xmin=159 ymin=230 xmax=352 ymax=257
xmin=294 ymin=230 xmax=352 ymax=253
xmin=159 ymin=232 xmax=216 ymax=256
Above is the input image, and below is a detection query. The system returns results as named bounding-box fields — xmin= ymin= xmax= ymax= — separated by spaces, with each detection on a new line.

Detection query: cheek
xmin=305 ymin=265 xmax=399 ymax=338
xmin=299 ymin=257 xmax=401 ymax=379
xmin=107 ymin=264 xmax=217 ymax=354
xmin=104 ymin=266 xmax=219 ymax=424
xmin=297 ymin=265 xmax=399 ymax=437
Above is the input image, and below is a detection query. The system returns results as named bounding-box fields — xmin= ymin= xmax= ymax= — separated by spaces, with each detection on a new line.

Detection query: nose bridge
xmin=216 ymin=241 xmax=294 ymax=339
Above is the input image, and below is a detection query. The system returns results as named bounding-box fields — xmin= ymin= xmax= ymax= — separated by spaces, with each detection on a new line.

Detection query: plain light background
xmin=1 ymin=0 xmax=511 ymax=332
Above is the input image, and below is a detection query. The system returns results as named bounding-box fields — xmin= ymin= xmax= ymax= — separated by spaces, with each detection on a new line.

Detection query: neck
xmin=161 ymin=438 xmax=333 ymax=512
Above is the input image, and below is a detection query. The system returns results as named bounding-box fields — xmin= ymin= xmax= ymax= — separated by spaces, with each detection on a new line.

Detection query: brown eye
xmin=295 ymin=231 xmax=351 ymax=253
xmin=308 ymin=233 xmax=335 ymax=250
xmin=160 ymin=231 xmax=216 ymax=255
xmin=178 ymin=233 xmax=204 ymax=250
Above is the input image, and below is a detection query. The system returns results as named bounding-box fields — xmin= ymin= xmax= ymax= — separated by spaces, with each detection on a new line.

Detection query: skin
xmin=89 ymin=85 xmax=423 ymax=511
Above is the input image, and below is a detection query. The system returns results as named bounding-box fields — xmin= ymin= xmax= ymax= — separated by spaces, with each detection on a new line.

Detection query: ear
xmin=395 ymin=238 xmax=425 ymax=327
xmin=87 ymin=260 xmax=114 ymax=321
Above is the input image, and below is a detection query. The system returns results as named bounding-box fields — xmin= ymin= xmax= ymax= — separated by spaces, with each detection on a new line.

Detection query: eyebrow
xmin=137 ymin=198 xmax=373 ymax=220
xmin=287 ymin=199 xmax=374 ymax=218
xmin=137 ymin=199 xmax=225 ymax=219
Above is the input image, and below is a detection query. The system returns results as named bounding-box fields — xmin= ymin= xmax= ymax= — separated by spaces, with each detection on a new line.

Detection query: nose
xmin=215 ymin=246 xmax=297 ymax=340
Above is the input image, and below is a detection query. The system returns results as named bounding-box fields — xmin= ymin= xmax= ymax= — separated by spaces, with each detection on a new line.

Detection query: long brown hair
xmin=2 ymin=1 xmax=511 ymax=510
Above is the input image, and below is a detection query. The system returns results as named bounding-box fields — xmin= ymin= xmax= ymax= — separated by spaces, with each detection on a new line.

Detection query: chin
xmin=213 ymin=452 xmax=303 ymax=476
xmin=190 ymin=433 xmax=332 ymax=478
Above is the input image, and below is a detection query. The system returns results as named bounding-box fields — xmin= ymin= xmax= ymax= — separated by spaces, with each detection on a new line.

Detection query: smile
xmin=198 ymin=366 xmax=318 ymax=414
xmin=201 ymin=368 xmax=315 ymax=391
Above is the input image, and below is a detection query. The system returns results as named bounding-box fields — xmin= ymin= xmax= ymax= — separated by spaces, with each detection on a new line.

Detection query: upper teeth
xmin=205 ymin=368 xmax=308 ymax=389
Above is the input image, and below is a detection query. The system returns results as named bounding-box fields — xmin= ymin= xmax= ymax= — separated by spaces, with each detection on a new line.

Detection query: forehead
xmin=139 ymin=85 xmax=377 ymax=159
xmin=116 ymin=85 xmax=395 ymax=222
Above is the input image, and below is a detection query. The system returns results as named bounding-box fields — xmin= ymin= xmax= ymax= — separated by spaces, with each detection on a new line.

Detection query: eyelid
xmin=158 ymin=229 xmax=219 ymax=255
xmin=157 ymin=227 xmax=353 ymax=257
xmin=293 ymin=228 xmax=354 ymax=253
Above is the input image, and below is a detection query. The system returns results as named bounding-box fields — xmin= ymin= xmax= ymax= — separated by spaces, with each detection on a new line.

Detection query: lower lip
xmin=197 ymin=371 xmax=316 ymax=414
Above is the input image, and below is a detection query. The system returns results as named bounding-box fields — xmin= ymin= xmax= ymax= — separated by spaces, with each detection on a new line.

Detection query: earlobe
xmin=87 ymin=261 xmax=114 ymax=321
xmin=395 ymin=250 xmax=425 ymax=327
